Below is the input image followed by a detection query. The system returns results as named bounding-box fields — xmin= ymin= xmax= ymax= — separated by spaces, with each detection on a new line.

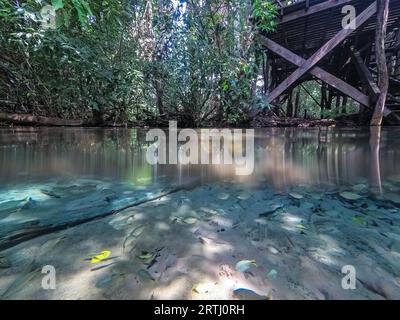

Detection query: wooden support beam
xmin=267 ymin=1 xmax=377 ymax=105
xmin=259 ymin=36 xmax=370 ymax=106
xmin=351 ymin=49 xmax=381 ymax=102
xmin=279 ymin=0 xmax=355 ymax=24
xmin=371 ymin=0 xmax=390 ymax=126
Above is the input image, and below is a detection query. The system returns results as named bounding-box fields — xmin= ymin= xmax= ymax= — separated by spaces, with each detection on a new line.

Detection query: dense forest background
xmin=0 ymin=0 xmax=283 ymax=127
xmin=0 ymin=0 xmax=369 ymax=128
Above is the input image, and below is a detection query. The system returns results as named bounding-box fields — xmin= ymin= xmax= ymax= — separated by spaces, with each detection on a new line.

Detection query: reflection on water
xmin=1 ymin=127 xmax=400 ymax=300
xmin=1 ymin=127 xmax=400 ymax=190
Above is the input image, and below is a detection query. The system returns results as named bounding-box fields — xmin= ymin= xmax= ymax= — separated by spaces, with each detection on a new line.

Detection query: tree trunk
xmin=294 ymin=87 xmax=300 ymax=118
xmin=341 ymin=95 xmax=348 ymax=114
xmin=371 ymin=0 xmax=390 ymax=126
xmin=286 ymin=89 xmax=294 ymax=117
xmin=320 ymin=83 xmax=327 ymax=119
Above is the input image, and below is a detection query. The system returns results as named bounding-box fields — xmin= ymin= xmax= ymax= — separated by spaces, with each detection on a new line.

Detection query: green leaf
xmin=52 ymin=0 xmax=64 ymax=10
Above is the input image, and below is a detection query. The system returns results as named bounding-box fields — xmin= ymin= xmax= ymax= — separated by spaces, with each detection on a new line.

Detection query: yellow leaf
xmin=90 ymin=250 xmax=111 ymax=264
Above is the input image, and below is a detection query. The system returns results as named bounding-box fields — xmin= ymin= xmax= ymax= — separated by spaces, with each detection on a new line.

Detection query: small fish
xmin=233 ymin=288 xmax=272 ymax=300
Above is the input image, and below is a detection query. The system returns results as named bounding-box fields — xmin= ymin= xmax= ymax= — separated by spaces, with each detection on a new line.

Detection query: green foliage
xmin=252 ymin=0 xmax=278 ymax=32
xmin=0 ymin=0 xmax=278 ymax=126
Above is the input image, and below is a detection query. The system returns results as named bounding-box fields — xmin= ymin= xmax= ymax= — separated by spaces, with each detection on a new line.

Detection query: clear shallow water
xmin=1 ymin=126 xmax=400 ymax=188
xmin=1 ymin=127 xmax=400 ymax=300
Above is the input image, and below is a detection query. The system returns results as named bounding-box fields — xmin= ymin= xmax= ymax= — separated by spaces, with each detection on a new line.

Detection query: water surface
xmin=1 ymin=127 xmax=400 ymax=300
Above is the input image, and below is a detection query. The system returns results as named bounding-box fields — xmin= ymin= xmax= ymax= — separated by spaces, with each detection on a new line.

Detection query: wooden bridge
xmin=258 ymin=0 xmax=400 ymax=123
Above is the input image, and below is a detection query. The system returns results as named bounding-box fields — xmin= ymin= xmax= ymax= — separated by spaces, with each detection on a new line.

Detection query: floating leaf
xmin=235 ymin=260 xmax=257 ymax=273
xmin=90 ymin=250 xmax=111 ymax=264
xmin=233 ymin=288 xmax=271 ymax=300
xmin=339 ymin=192 xmax=362 ymax=201
xmin=296 ymin=224 xmax=307 ymax=230
xmin=289 ymin=192 xmax=303 ymax=200
xmin=217 ymin=193 xmax=230 ymax=200
xmin=237 ymin=192 xmax=251 ymax=200
xmin=0 ymin=256 xmax=11 ymax=269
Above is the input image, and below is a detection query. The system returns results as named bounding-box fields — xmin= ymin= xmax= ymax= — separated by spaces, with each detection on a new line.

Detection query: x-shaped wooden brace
xmin=264 ymin=1 xmax=377 ymax=106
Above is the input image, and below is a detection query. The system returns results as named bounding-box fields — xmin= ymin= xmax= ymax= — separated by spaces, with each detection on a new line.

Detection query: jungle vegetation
xmin=0 ymin=0 xmax=282 ymax=127
xmin=0 ymin=0 xmax=377 ymax=127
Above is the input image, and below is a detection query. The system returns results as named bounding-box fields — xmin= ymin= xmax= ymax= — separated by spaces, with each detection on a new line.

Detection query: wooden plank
xmin=267 ymin=1 xmax=377 ymax=104
xmin=279 ymin=0 xmax=355 ymax=24
xmin=259 ymin=36 xmax=370 ymax=106
xmin=351 ymin=50 xmax=381 ymax=102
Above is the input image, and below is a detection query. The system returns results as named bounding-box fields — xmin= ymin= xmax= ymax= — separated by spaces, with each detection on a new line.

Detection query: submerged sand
xmin=1 ymin=179 xmax=400 ymax=300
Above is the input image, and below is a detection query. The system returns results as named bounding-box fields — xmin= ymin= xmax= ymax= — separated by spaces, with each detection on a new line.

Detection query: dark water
xmin=0 ymin=127 xmax=400 ymax=190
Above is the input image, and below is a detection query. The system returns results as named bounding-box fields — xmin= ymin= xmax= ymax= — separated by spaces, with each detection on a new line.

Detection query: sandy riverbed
xmin=1 ymin=179 xmax=400 ymax=300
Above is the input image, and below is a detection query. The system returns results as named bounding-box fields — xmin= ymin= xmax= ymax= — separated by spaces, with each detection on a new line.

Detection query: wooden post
xmin=259 ymin=36 xmax=371 ymax=107
xmin=267 ymin=2 xmax=377 ymax=105
xmin=371 ymin=0 xmax=390 ymax=126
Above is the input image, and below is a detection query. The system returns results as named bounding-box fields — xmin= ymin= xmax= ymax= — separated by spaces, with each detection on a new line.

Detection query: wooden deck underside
xmin=261 ymin=0 xmax=400 ymax=122
xmin=269 ymin=0 xmax=400 ymax=60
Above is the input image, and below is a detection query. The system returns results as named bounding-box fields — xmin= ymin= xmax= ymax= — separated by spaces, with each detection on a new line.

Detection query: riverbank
xmin=0 ymin=114 xmax=339 ymax=129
